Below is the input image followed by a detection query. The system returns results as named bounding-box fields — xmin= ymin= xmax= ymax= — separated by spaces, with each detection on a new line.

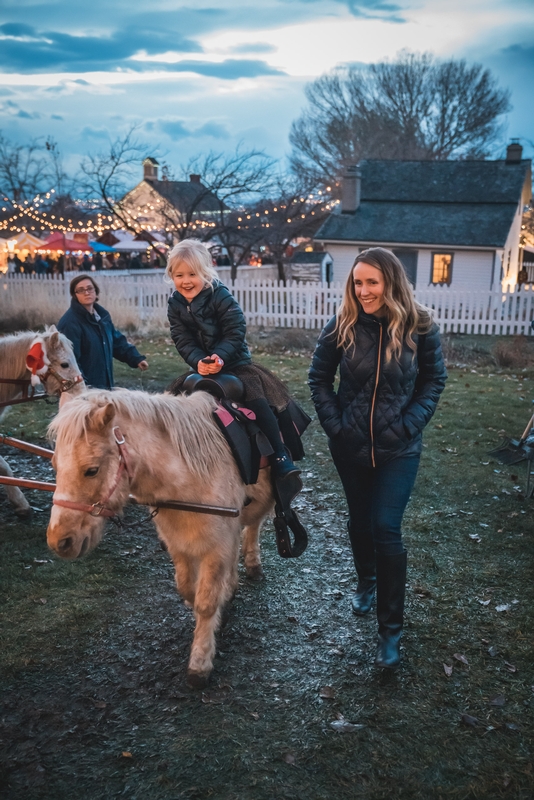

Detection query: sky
xmin=0 ymin=0 xmax=533 ymax=182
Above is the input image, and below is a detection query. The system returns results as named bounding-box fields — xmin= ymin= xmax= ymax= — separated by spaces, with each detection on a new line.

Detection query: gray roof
xmin=290 ymin=251 xmax=331 ymax=264
xmin=316 ymin=158 xmax=531 ymax=248
xmin=150 ymin=180 xmax=224 ymax=213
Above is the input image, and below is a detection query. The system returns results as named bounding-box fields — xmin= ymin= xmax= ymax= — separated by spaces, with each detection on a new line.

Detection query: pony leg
xmin=0 ymin=455 xmax=32 ymax=519
xmin=173 ymin=554 xmax=197 ymax=608
xmin=241 ymin=521 xmax=264 ymax=581
xmin=187 ymin=550 xmax=238 ymax=689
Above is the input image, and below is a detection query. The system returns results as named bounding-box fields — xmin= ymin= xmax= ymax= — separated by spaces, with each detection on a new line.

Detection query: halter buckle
xmin=113 ymin=427 xmax=126 ymax=446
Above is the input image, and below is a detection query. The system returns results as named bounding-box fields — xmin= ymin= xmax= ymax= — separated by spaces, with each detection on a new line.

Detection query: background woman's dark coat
xmin=58 ymin=299 xmax=145 ymax=389
xmin=308 ymin=311 xmax=447 ymax=467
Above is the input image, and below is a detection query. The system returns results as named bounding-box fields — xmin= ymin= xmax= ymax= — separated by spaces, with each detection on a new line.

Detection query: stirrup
xmin=272 ymin=471 xmax=308 ymax=558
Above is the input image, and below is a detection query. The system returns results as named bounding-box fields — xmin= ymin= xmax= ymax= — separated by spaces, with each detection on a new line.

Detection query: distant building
xmin=289 ymin=250 xmax=333 ymax=283
xmin=117 ymin=158 xmax=225 ymax=240
xmin=315 ymin=142 xmax=532 ymax=289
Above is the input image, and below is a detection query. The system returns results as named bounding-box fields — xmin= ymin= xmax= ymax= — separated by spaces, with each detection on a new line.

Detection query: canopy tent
xmin=2 ymin=231 xmax=44 ymax=253
xmin=41 ymin=232 xmax=92 ymax=252
xmin=90 ymin=241 xmax=117 ymax=253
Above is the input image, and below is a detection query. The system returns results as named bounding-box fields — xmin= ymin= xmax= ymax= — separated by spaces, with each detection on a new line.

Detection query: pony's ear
xmin=47 ymin=324 xmax=58 ymax=333
xmin=90 ymin=403 xmax=116 ymax=431
xmin=48 ymin=331 xmax=60 ymax=348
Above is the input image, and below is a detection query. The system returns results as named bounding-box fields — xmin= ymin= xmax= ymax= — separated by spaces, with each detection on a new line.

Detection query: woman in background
xmin=58 ymin=274 xmax=148 ymax=390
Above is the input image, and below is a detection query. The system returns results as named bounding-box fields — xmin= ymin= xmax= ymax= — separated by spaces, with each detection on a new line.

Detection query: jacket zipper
xmin=370 ymin=322 xmax=383 ymax=468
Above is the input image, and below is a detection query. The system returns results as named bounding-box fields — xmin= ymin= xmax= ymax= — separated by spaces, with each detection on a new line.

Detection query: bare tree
xmin=240 ymin=175 xmax=332 ymax=282
xmin=0 ymin=131 xmax=71 ymax=203
xmin=78 ymin=125 xmax=149 ymax=234
xmin=290 ymin=51 xmax=511 ymax=185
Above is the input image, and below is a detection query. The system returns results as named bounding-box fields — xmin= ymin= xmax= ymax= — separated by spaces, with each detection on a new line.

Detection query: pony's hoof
xmin=246 ymin=565 xmax=264 ymax=581
xmin=186 ymin=670 xmax=211 ymax=690
xmin=14 ymin=506 xmax=33 ymax=520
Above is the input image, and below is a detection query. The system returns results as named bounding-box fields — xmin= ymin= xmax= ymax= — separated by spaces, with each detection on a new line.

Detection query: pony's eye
xmin=60 ymin=362 xmax=69 ymax=369
xmin=84 ymin=467 xmax=99 ymax=477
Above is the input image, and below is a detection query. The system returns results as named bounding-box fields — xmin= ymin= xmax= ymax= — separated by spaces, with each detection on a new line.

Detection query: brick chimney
xmin=506 ymin=140 xmax=523 ymax=164
xmin=189 ymin=174 xmax=201 ymax=183
xmin=143 ymin=157 xmax=159 ymax=181
xmin=341 ymin=164 xmax=361 ymax=213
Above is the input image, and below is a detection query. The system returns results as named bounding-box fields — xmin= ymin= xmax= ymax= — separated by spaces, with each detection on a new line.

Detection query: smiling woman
xmin=309 ymin=246 xmax=447 ymax=670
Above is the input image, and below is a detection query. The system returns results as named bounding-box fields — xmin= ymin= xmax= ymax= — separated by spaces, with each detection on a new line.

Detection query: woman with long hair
xmin=309 ymin=248 xmax=447 ymax=668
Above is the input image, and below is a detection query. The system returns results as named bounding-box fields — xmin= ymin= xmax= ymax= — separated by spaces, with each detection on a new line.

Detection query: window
xmin=431 ymin=253 xmax=453 ymax=285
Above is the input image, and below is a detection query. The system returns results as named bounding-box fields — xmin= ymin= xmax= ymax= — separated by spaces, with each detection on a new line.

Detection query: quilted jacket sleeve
xmin=168 ymin=298 xmax=207 ymax=369
xmin=308 ymin=317 xmax=343 ymax=439
xmin=210 ymin=286 xmax=248 ymax=365
xmin=402 ymin=323 xmax=447 ymax=438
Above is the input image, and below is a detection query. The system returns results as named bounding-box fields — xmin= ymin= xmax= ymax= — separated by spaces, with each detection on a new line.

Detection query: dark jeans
xmin=332 ymin=452 xmax=420 ymax=562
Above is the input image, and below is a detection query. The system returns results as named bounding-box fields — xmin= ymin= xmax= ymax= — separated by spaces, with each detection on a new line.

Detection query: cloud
xmin=0 ymin=22 xmax=203 ymax=73
xmin=292 ymin=0 xmax=406 ymax=22
xmin=158 ymin=120 xmax=190 ymax=140
xmin=51 ymin=114 xmax=64 ymax=120
xmin=79 ymin=126 xmax=111 ymax=140
xmin=156 ymin=119 xmax=231 ymax=141
xmin=229 ymin=42 xmax=278 ymax=54
xmin=163 ymin=59 xmax=284 ymax=79
xmin=194 ymin=122 xmax=230 ymax=139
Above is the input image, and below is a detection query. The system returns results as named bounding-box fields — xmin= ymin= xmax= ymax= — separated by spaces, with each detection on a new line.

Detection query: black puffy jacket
xmin=167 ymin=282 xmax=251 ymax=370
xmin=308 ymin=311 xmax=447 ymax=467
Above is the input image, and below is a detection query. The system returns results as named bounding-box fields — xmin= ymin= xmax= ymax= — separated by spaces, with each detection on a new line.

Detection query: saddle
xmin=180 ymin=372 xmax=309 ymax=559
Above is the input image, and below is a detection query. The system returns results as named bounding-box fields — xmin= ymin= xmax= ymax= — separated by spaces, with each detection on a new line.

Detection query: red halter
xmin=53 ymin=427 xmax=131 ymax=518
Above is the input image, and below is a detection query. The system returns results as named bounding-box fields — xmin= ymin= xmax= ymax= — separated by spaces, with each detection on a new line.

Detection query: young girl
xmin=309 ymin=248 xmax=447 ymax=668
xmin=166 ymin=239 xmax=299 ymax=479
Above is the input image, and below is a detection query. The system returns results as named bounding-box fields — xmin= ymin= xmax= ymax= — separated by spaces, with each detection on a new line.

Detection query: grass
xmin=0 ymin=331 xmax=533 ymax=800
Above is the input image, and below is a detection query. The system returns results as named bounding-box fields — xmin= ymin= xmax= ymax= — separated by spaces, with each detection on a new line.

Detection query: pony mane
xmin=48 ymin=389 xmax=230 ymax=480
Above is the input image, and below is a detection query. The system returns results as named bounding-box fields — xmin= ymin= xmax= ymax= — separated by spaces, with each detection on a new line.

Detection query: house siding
xmin=415 ymin=249 xmax=495 ymax=291
xmin=326 ymin=243 xmax=496 ymax=290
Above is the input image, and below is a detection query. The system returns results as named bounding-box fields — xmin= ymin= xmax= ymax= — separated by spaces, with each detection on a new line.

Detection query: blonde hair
xmin=164 ymin=239 xmax=219 ymax=286
xmin=334 ymin=247 xmax=432 ymax=362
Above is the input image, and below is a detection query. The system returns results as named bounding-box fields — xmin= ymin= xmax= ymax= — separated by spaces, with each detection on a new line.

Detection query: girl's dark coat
xmin=57 ymin=299 xmax=145 ymax=389
xmin=168 ymin=283 xmax=251 ymax=370
xmin=308 ymin=311 xmax=447 ymax=467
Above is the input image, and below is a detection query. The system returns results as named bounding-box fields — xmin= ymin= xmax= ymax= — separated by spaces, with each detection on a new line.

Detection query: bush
xmin=492 ymin=335 xmax=534 ymax=368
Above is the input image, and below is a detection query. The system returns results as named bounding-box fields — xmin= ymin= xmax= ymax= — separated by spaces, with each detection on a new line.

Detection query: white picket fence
xmin=2 ymin=272 xmax=534 ymax=335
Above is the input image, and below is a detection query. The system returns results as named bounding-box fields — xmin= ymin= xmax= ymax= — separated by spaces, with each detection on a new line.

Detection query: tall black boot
xmin=348 ymin=522 xmax=376 ymax=616
xmin=246 ymin=398 xmax=299 ymax=479
xmin=375 ymin=550 xmax=407 ymax=669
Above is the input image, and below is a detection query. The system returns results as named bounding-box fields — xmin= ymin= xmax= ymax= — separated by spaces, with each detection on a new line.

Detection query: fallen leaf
xmin=487 ymin=646 xmax=499 ymax=657
xmin=443 ymin=663 xmax=453 ymax=677
xmin=495 ymin=604 xmax=510 ymax=612
xmin=122 ymin=751 xmax=132 ymax=758
xmin=250 ymin=712 xmax=260 ymax=720
xmin=330 ymin=719 xmax=366 ymax=733
xmin=479 ymin=523 xmax=489 ymax=528
xmin=478 ymin=599 xmax=491 ymax=606
xmin=504 ymin=662 xmax=517 ymax=673
xmin=453 ymin=653 xmax=469 ymax=665
xmin=319 ymin=686 xmax=336 ymax=699
xmin=283 ymin=753 xmax=296 ymax=765
xmin=505 ymin=722 xmax=520 ymax=732
xmin=469 ymin=534 xmax=482 ymax=542
xmin=489 ymin=694 xmax=506 ymax=707
xmin=460 ymin=714 xmax=479 ymax=727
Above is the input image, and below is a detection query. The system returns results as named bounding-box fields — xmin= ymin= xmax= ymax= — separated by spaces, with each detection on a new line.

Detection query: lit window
xmin=431 ymin=253 xmax=453 ymax=284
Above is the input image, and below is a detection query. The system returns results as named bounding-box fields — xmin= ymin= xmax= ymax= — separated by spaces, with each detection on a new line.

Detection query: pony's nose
xmin=57 ymin=537 xmax=73 ymax=553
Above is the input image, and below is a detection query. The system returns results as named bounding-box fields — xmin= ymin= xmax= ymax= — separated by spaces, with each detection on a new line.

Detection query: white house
xmin=315 ymin=143 xmax=532 ymax=290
